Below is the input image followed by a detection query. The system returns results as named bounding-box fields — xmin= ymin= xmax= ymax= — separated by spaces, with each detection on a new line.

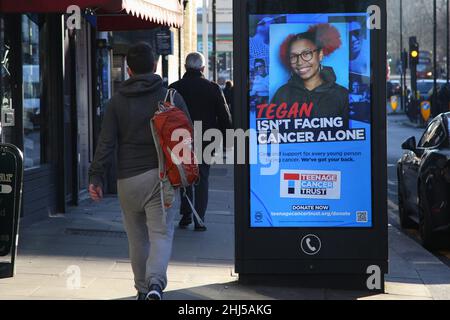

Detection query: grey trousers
xmin=117 ymin=169 xmax=175 ymax=293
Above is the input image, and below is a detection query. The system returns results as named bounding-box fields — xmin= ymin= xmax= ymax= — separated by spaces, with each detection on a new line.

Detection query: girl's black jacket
xmin=271 ymin=66 xmax=350 ymax=128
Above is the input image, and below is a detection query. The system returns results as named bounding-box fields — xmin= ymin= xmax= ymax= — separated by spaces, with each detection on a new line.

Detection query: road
xmin=386 ymin=113 xmax=450 ymax=266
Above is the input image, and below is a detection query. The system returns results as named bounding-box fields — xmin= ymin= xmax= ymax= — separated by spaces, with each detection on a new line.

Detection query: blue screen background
xmin=249 ymin=12 xmax=372 ymax=228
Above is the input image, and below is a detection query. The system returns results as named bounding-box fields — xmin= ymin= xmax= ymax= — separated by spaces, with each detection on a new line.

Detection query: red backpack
xmin=150 ymin=89 xmax=205 ymax=227
xmin=150 ymin=89 xmax=199 ymax=188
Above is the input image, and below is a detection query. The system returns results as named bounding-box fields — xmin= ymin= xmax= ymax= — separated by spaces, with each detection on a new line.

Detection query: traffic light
xmin=409 ymin=37 xmax=419 ymax=66
xmin=409 ymin=37 xmax=419 ymax=109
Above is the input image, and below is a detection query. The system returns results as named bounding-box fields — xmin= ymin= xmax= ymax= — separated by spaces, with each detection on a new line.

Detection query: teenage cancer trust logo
xmin=280 ymin=170 xmax=341 ymax=200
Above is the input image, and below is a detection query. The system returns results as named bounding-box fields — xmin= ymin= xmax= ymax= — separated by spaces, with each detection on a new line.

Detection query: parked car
xmin=415 ymin=79 xmax=446 ymax=101
xmin=387 ymin=80 xmax=401 ymax=99
xmin=397 ymin=112 xmax=450 ymax=249
xmin=435 ymin=82 xmax=450 ymax=113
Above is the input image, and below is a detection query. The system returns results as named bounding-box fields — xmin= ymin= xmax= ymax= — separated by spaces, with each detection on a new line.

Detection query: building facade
xmin=0 ymin=0 xmax=197 ymax=224
xmin=197 ymin=0 xmax=233 ymax=84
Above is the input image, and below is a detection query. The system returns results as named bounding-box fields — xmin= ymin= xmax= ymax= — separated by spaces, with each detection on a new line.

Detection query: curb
xmin=401 ymin=121 xmax=426 ymax=129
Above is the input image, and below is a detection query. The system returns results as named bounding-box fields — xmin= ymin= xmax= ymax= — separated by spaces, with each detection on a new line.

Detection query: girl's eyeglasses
xmin=289 ymin=49 xmax=320 ymax=64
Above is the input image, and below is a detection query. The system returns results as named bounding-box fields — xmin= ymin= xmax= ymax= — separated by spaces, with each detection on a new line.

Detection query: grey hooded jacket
xmin=88 ymin=73 xmax=189 ymax=188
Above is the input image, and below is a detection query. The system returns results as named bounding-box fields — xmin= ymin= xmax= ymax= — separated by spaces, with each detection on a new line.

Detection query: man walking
xmin=88 ymin=42 xmax=189 ymax=300
xmin=170 ymin=52 xmax=232 ymax=231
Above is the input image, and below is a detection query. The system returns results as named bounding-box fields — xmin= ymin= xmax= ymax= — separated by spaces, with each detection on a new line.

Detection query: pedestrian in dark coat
xmin=223 ymin=80 xmax=234 ymax=116
xmin=169 ymin=52 xmax=232 ymax=231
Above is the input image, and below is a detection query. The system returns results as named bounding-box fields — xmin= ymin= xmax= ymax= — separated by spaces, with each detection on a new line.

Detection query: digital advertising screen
xmin=249 ymin=12 xmax=373 ymax=228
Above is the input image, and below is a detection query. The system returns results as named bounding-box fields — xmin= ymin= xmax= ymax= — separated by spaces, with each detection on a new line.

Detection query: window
xmin=418 ymin=118 xmax=446 ymax=149
xmin=22 ymin=15 xmax=41 ymax=169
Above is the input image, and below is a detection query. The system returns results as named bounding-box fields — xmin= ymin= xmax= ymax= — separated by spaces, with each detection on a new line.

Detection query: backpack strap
xmin=182 ymin=187 xmax=205 ymax=228
xmin=150 ymin=119 xmax=165 ymax=180
xmin=164 ymin=88 xmax=177 ymax=105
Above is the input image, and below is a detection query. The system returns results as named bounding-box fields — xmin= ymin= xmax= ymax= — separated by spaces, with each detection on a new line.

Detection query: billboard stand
xmin=238 ymin=274 xmax=385 ymax=292
xmin=234 ymin=0 xmax=388 ymax=292
xmin=0 ymin=144 xmax=24 ymax=279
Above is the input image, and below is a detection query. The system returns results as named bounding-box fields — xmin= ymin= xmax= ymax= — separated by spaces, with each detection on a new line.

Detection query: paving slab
xmin=1 ymin=164 xmax=450 ymax=300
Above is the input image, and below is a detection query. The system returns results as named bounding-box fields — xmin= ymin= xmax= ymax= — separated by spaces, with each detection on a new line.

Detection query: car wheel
xmin=418 ymin=185 xmax=440 ymax=250
xmin=397 ymin=170 xmax=415 ymax=228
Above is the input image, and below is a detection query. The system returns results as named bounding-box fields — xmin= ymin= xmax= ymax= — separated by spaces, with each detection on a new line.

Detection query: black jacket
xmin=271 ymin=67 xmax=349 ymax=127
xmin=223 ymin=86 xmax=234 ymax=114
xmin=169 ymin=70 xmax=232 ymax=134
xmin=88 ymin=73 xmax=189 ymax=188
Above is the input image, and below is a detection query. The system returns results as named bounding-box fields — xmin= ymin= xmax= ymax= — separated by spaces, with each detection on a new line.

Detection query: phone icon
xmin=306 ymin=238 xmax=317 ymax=252
xmin=301 ymin=235 xmax=321 ymax=255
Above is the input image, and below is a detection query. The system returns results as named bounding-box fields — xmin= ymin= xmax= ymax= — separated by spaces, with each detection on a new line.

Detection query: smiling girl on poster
xmin=271 ymin=23 xmax=349 ymax=129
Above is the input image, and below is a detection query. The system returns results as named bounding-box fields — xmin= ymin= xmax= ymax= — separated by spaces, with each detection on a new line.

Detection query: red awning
xmin=119 ymin=0 xmax=183 ymax=28
xmin=0 ymin=0 xmax=118 ymax=12
xmin=96 ymin=0 xmax=184 ymax=31
xmin=0 ymin=0 xmax=183 ymax=29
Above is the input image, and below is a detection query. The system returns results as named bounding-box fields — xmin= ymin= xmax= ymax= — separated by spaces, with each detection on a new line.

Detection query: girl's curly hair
xmin=279 ymin=23 xmax=342 ymax=68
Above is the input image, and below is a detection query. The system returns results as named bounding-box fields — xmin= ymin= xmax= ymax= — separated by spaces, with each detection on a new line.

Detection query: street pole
xmin=400 ymin=0 xmax=404 ymax=111
xmin=410 ymin=37 xmax=418 ymax=122
xmin=212 ymin=0 xmax=217 ymax=82
xmin=447 ymin=0 xmax=449 ymax=83
xmin=433 ymin=0 xmax=437 ymax=117
xmin=202 ymin=0 xmax=209 ymax=79
xmin=178 ymin=1 xmax=189 ymax=80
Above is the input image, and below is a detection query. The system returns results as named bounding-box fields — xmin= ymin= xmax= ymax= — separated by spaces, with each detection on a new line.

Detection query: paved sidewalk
xmin=1 ymin=164 xmax=450 ymax=300
xmin=387 ymin=111 xmax=427 ymax=129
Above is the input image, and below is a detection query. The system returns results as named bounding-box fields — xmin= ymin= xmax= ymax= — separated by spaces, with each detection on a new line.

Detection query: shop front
xmin=0 ymin=0 xmax=185 ymax=223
